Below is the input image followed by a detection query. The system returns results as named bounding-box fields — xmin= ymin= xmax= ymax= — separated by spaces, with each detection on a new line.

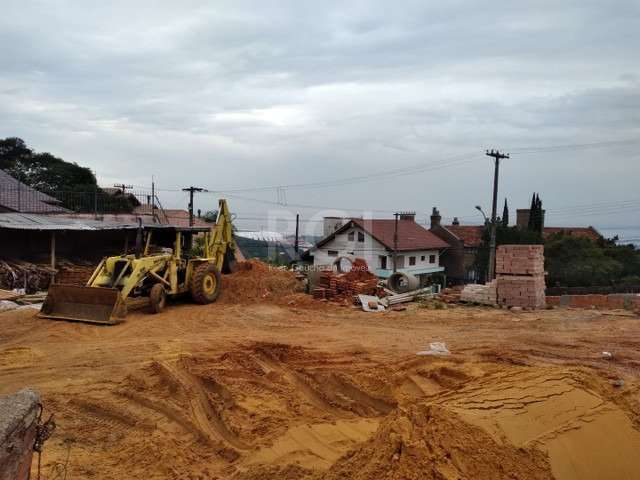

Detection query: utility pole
xmin=294 ymin=214 xmax=300 ymax=257
xmin=182 ymin=186 xmax=204 ymax=226
xmin=393 ymin=212 xmax=399 ymax=272
xmin=485 ymin=149 xmax=510 ymax=281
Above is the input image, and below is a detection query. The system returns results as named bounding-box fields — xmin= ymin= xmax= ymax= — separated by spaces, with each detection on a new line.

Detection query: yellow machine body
xmin=39 ymin=199 xmax=235 ymax=324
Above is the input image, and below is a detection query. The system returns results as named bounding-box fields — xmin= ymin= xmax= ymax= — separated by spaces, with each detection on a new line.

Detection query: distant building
xmin=430 ymin=206 xmax=602 ymax=284
xmin=307 ymin=214 xmax=450 ymax=281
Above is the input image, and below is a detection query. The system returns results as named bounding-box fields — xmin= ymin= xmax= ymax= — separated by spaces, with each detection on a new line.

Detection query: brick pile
xmin=496 ymin=245 xmax=546 ymax=309
xmin=438 ymin=285 xmax=463 ymax=303
xmin=312 ymin=258 xmax=380 ymax=302
xmin=55 ymin=264 xmax=96 ymax=285
xmin=460 ymin=280 xmax=497 ymax=305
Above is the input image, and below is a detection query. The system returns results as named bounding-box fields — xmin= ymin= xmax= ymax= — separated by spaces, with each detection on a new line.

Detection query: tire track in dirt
xmin=252 ymin=350 xmax=348 ymax=418
xmin=164 ymin=359 xmax=251 ymax=451
xmin=69 ymin=398 xmax=155 ymax=432
xmin=117 ymin=389 xmax=212 ymax=445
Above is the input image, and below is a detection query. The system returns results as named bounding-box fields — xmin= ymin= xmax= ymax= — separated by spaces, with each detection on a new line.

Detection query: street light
xmin=475 ymin=205 xmax=488 ymax=224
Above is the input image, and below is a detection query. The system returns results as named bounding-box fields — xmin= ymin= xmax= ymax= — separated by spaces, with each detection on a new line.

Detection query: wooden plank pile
xmin=313 ymin=258 xmax=380 ymax=302
xmin=0 ymin=259 xmax=55 ymax=293
xmin=496 ymin=245 xmax=546 ymax=309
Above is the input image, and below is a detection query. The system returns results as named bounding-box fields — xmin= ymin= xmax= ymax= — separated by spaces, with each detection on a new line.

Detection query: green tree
xmin=502 ymin=198 xmax=509 ymax=227
xmin=202 ymin=210 xmax=218 ymax=223
xmin=0 ymin=137 xmax=138 ymax=213
xmin=474 ymin=225 xmax=543 ymax=281
xmin=545 ymin=234 xmax=624 ymax=287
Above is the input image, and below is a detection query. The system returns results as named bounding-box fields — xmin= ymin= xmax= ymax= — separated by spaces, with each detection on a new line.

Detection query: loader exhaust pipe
xmin=135 ymin=218 xmax=143 ymax=259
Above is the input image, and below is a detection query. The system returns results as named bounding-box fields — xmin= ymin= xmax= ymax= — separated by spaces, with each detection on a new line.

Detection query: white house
xmin=308 ymin=214 xmax=450 ymax=281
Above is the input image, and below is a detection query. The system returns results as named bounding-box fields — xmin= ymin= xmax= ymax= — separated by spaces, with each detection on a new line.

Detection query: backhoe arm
xmin=206 ymin=199 xmax=236 ymax=271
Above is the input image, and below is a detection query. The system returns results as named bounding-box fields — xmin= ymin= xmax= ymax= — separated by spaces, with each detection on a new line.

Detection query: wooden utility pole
xmin=393 ymin=212 xmax=399 ymax=272
xmin=485 ymin=149 xmax=509 ymax=281
xmin=182 ymin=186 xmax=204 ymax=226
xmin=294 ymin=214 xmax=300 ymax=256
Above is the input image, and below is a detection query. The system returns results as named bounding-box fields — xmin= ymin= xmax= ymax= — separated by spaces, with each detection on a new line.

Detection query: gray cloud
xmin=0 ymin=0 xmax=639 ymax=235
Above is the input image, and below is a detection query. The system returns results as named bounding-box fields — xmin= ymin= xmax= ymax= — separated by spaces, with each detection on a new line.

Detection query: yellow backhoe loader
xmin=39 ymin=199 xmax=236 ymax=325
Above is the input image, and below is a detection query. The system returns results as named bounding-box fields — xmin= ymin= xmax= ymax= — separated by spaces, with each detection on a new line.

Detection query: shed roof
xmin=0 ymin=212 xmax=139 ymax=231
xmin=0 ymin=169 xmax=69 ymax=213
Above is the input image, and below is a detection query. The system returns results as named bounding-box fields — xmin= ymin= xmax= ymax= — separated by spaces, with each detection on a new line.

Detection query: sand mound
xmin=318 ymin=403 xmax=554 ymax=480
xmin=219 ymin=260 xmax=303 ymax=304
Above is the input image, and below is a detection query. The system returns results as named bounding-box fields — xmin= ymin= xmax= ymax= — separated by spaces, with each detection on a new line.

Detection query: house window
xmin=328 ymin=250 xmax=339 ymax=257
xmin=409 ymin=256 xmax=416 ymax=266
xmin=348 ymin=232 xmax=355 ymax=241
xmin=421 ymin=255 xmax=425 ymax=261
xmin=429 ymin=254 xmax=436 ymax=264
xmin=357 ymin=232 xmax=365 ymax=242
xmin=379 ymin=255 xmax=387 ymax=269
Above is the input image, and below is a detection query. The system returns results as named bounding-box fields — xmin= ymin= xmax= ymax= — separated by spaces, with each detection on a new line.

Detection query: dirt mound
xmin=220 ymin=260 xmax=303 ymax=304
xmin=318 ymin=403 xmax=553 ymax=480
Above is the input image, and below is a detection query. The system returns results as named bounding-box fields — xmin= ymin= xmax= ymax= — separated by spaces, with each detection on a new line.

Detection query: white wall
xmin=312 ymin=225 xmax=440 ymax=273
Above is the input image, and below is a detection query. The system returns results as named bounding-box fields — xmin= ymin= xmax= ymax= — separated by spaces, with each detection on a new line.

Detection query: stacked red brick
xmin=313 ymin=258 xmax=379 ymax=302
xmin=496 ymin=245 xmax=546 ymax=309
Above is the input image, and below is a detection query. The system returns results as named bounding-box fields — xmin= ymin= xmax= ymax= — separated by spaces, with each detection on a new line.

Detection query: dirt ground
xmin=1 ymin=299 xmax=640 ymax=479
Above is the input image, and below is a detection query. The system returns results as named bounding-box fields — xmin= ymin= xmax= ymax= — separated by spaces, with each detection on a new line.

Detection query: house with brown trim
xmin=307 ymin=213 xmax=450 ymax=281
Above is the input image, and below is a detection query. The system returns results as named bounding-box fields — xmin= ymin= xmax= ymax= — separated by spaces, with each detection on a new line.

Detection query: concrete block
xmin=0 ymin=389 xmax=41 ymax=480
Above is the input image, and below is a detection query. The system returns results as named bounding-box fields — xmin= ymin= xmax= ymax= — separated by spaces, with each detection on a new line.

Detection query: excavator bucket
xmin=39 ymin=285 xmax=127 ymax=325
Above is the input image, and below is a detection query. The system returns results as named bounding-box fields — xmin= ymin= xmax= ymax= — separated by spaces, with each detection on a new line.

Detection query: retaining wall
xmin=546 ymin=294 xmax=640 ymax=311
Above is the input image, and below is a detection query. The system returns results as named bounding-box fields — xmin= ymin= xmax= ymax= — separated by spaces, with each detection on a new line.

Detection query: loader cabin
xmin=141 ymin=224 xmax=211 ymax=258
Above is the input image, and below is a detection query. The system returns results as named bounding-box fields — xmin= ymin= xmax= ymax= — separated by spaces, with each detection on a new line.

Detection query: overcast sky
xmin=1 ymin=1 xmax=639 ymax=238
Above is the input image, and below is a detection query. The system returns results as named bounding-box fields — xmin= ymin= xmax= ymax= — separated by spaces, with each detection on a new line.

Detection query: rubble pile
xmin=460 ymin=280 xmax=497 ymax=306
xmin=496 ymin=245 xmax=546 ymax=309
xmin=219 ymin=259 xmax=304 ymax=304
xmin=313 ymin=258 xmax=381 ymax=302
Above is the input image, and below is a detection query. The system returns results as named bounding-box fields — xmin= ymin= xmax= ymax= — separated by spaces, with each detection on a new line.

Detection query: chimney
xmin=430 ymin=207 xmax=441 ymax=228
xmin=399 ymin=211 xmax=415 ymax=221
xmin=452 ymin=217 xmax=460 ymax=226
xmin=516 ymin=209 xmax=546 ymax=230
xmin=516 ymin=209 xmax=530 ymax=229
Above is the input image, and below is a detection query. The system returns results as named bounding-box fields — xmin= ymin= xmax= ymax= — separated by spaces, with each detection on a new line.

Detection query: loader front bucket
xmin=39 ymin=285 xmax=127 ymax=325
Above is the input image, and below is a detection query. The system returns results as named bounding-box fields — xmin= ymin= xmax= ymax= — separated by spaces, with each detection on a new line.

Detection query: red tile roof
xmin=440 ymin=224 xmax=602 ymax=247
xmin=348 ymin=218 xmax=450 ymax=251
xmin=444 ymin=225 xmax=485 ymax=247
xmin=133 ymin=205 xmax=212 ymax=227
xmin=543 ymin=227 xmax=601 ymax=242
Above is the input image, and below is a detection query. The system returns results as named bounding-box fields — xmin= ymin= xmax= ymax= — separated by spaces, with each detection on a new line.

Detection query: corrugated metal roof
xmin=0 ymin=213 xmax=139 ymax=231
xmin=0 ymin=169 xmax=69 ymax=213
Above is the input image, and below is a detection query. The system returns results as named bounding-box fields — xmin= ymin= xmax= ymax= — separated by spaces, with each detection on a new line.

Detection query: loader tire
xmin=191 ymin=263 xmax=222 ymax=304
xmin=150 ymin=284 xmax=167 ymax=313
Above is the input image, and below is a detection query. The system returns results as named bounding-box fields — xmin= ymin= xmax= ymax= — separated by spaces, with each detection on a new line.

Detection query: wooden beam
xmin=50 ymin=232 xmax=56 ymax=269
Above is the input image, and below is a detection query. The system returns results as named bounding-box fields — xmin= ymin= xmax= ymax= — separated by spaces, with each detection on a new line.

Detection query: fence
xmin=0 ymin=186 xmax=171 ymax=221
